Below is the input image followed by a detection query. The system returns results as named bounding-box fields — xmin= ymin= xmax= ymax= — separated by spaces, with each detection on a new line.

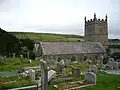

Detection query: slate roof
xmin=40 ymin=42 xmax=106 ymax=55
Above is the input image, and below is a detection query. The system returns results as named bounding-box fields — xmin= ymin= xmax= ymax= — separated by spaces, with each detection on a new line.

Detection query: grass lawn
xmin=0 ymin=57 xmax=40 ymax=71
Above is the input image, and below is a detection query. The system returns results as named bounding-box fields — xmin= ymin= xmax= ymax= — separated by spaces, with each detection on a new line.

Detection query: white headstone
xmin=48 ymin=70 xmax=56 ymax=82
xmin=34 ymin=44 xmax=39 ymax=52
xmin=20 ymin=54 xmax=23 ymax=70
xmin=85 ymin=72 xmax=96 ymax=84
xmin=29 ymin=69 xmax=35 ymax=81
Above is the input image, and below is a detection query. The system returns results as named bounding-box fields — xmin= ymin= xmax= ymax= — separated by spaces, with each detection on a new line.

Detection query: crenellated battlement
xmin=84 ymin=13 xmax=108 ymax=48
xmin=85 ymin=13 xmax=107 ymax=25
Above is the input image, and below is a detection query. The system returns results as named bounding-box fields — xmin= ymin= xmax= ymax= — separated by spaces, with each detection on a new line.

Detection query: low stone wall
xmin=8 ymin=85 xmax=38 ymax=90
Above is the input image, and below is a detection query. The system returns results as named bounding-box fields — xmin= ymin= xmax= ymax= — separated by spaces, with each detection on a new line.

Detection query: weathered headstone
xmin=27 ymin=52 xmax=29 ymax=59
xmin=41 ymin=60 xmax=48 ymax=90
xmin=0 ymin=55 xmax=4 ymax=63
xmin=108 ymin=58 xmax=119 ymax=69
xmin=89 ymin=65 xmax=97 ymax=73
xmin=34 ymin=43 xmax=39 ymax=52
xmin=116 ymin=59 xmax=120 ymax=67
xmin=48 ymin=70 xmax=56 ymax=82
xmin=13 ymin=53 xmax=15 ymax=58
xmin=108 ymin=58 xmax=115 ymax=64
xmin=28 ymin=69 xmax=35 ymax=81
xmin=112 ymin=62 xmax=119 ymax=69
xmin=12 ymin=53 xmax=15 ymax=61
xmin=72 ymin=67 xmax=81 ymax=77
xmin=62 ymin=68 xmax=66 ymax=75
xmin=58 ymin=59 xmax=66 ymax=73
xmin=85 ymin=72 xmax=96 ymax=84
xmin=20 ymin=55 xmax=23 ymax=70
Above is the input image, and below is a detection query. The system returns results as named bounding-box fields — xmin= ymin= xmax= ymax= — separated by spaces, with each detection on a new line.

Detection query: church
xmin=33 ymin=13 xmax=108 ymax=65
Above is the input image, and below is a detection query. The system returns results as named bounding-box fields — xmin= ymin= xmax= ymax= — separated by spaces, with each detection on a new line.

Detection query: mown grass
xmin=11 ymin=32 xmax=84 ymax=42
xmin=0 ymin=57 xmax=40 ymax=71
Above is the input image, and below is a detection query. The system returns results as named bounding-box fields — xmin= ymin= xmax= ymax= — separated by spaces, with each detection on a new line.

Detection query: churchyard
xmin=0 ymin=54 xmax=120 ymax=90
xmin=0 ymin=54 xmax=40 ymax=89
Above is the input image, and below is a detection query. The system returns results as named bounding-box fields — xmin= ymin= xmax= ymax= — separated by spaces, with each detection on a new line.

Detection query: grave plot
xmin=54 ymin=72 xmax=96 ymax=90
xmin=54 ymin=81 xmax=95 ymax=90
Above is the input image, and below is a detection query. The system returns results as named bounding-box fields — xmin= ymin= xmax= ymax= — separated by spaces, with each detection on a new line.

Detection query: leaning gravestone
xmin=28 ymin=69 xmax=35 ymax=81
xmin=48 ymin=70 xmax=56 ymax=82
xmin=85 ymin=72 xmax=96 ymax=84
xmin=41 ymin=60 xmax=48 ymax=90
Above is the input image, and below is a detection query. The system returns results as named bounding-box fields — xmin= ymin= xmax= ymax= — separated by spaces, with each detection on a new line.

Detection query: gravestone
xmin=85 ymin=72 xmax=96 ymax=84
xmin=116 ymin=59 xmax=120 ymax=67
xmin=0 ymin=55 xmax=4 ymax=63
xmin=89 ymin=65 xmax=97 ymax=73
xmin=58 ymin=59 xmax=66 ymax=73
xmin=108 ymin=58 xmax=115 ymax=65
xmin=13 ymin=53 xmax=15 ymax=58
xmin=12 ymin=53 xmax=15 ymax=61
xmin=108 ymin=58 xmax=118 ymax=69
xmin=20 ymin=55 xmax=23 ymax=70
xmin=27 ymin=52 xmax=29 ymax=59
xmin=72 ymin=67 xmax=81 ymax=77
xmin=48 ymin=70 xmax=56 ymax=82
xmin=34 ymin=43 xmax=39 ymax=52
xmin=62 ymin=68 xmax=66 ymax=75
xmin=112 ymin=62 xmax=119 ymax=69
xmin=41 ymin=60 xmax=48 ymax=90
xmin=28 ymin=69 xmax=35 ymax=81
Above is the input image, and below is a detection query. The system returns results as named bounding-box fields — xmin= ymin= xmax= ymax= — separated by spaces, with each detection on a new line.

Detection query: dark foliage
xmin=103 ymin=56 xmax=109 ymax=64
xmin=0 ymin=28 xmax=35 ymax=59
xmin=20 ymin=39 xmax=34 ymax=50
xmin=108 ymin=45 xmax=120 ymax=49
xmin=110 ymin=52 xmax=120 ymax=60
xmin=106 ymin=48 xmax=111 ymax=55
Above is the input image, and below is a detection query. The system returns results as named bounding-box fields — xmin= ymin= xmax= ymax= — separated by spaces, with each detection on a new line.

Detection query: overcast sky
xmin=0 ymin=0 xmax=120 ymax=39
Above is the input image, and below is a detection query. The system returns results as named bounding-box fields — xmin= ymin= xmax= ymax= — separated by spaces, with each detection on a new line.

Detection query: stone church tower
xmin=84 ymin=13 xmax=108 ymax=48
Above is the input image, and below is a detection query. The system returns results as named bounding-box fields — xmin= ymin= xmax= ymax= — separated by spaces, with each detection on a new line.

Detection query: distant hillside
xmin=10 ymin=32 xmax=84 ymax=42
